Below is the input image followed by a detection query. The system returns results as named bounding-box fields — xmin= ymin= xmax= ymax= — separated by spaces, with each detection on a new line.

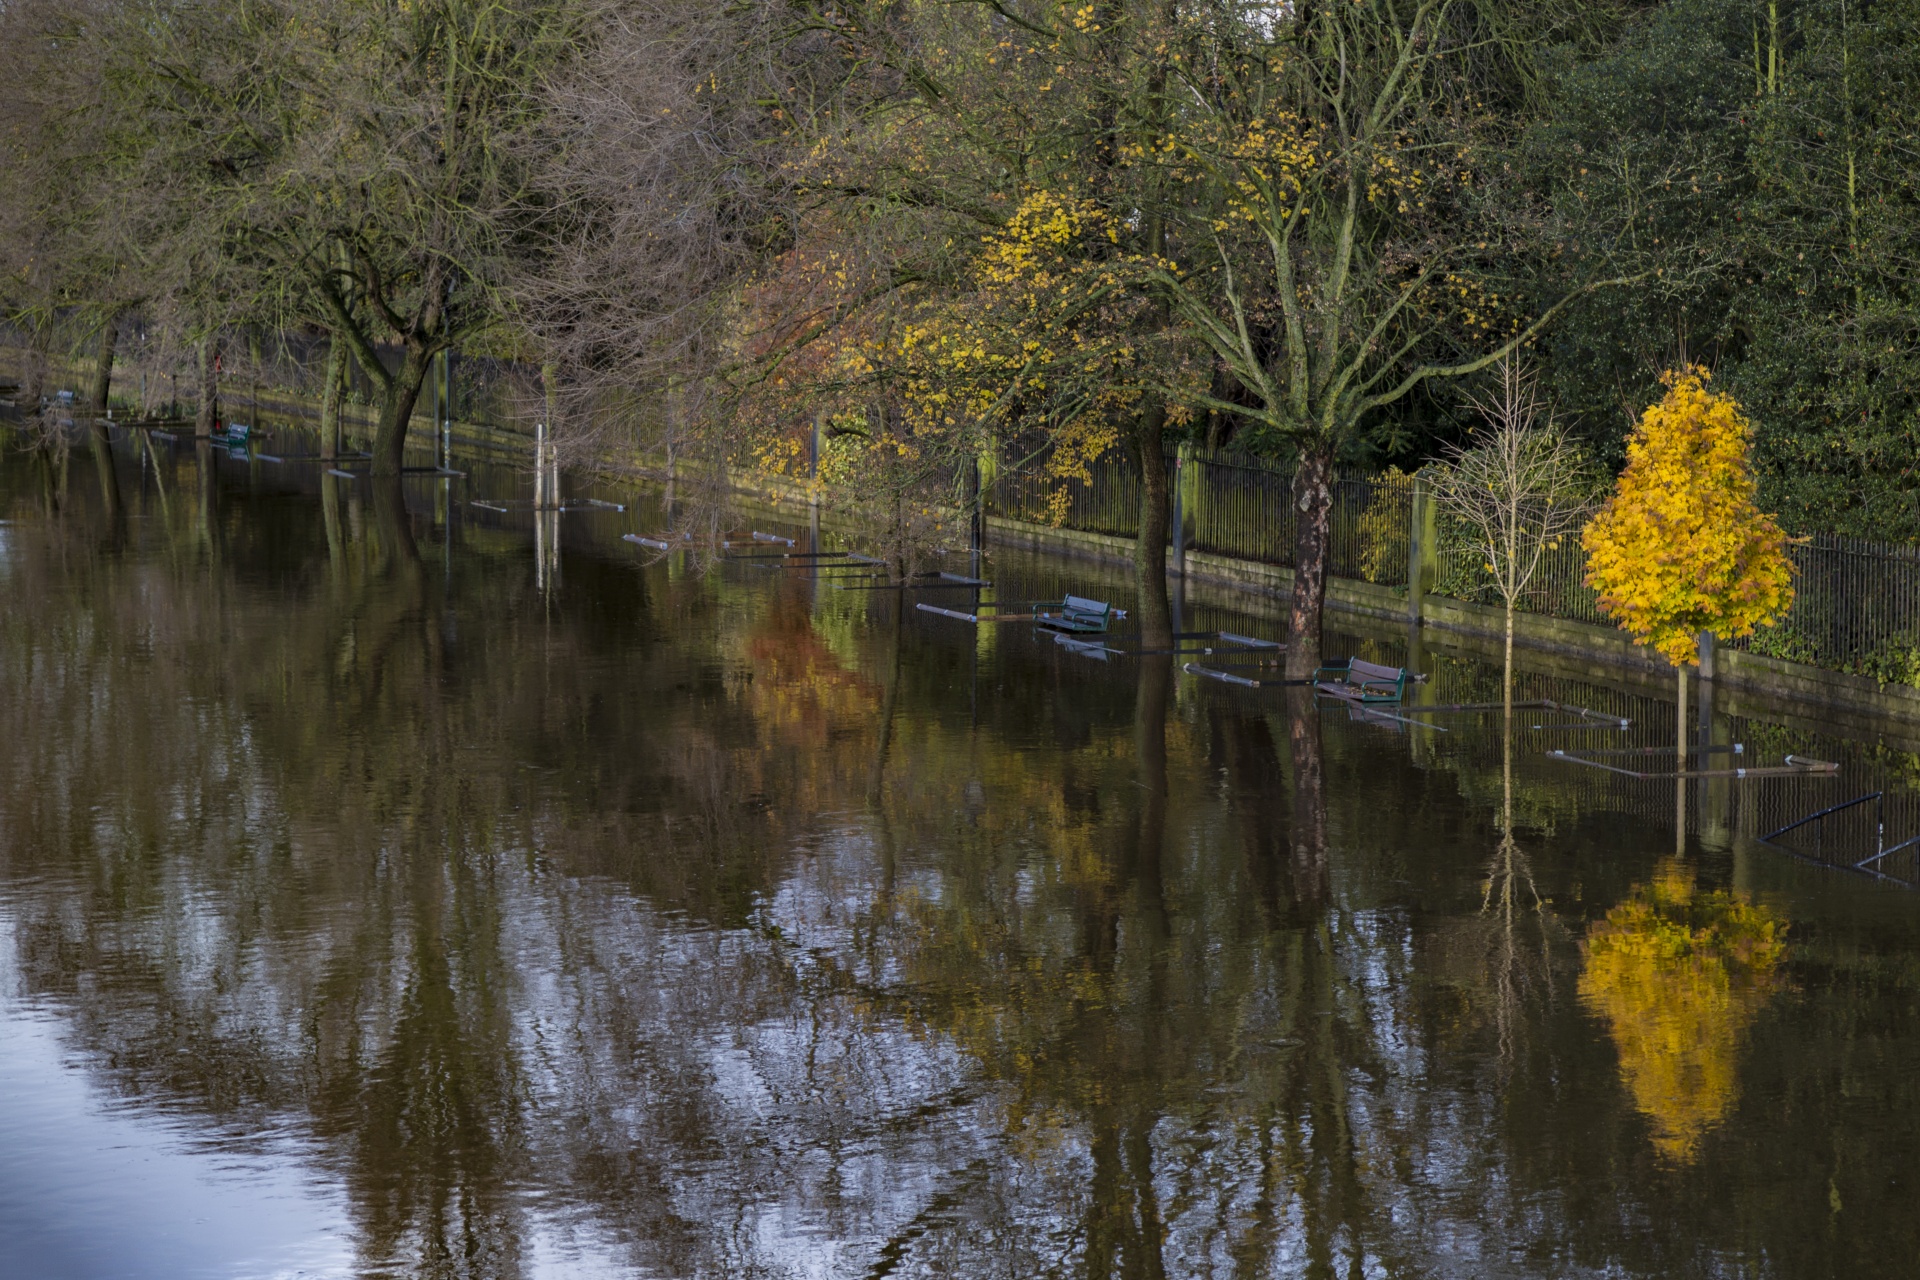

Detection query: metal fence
xmin=999 ymin=445 xmax=1920 ymax=684
xmin=1434 ymin=531 xmax=1609 ymax=625
xmin=989 ymin=450 xmax=1143 ymax=537
xmin=1729 ymin=534 xmax=1920 ymax=677
xmin=1181 ymin=454 xmax=1413 ymax=586
xmin=988 ymin=450 xmax=1414 ymax=587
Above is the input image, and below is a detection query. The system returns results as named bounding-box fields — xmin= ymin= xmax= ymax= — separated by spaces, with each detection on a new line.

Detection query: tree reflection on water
xmin=1579 ymin=860 xmax=1788 ymax=1164
xmin=0 ymin=446 xmax=1916 ymax=1278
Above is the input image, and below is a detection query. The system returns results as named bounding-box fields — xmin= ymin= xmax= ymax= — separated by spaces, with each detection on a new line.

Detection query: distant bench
xmin=1314 ymin=658 xmax=1407 ymax=704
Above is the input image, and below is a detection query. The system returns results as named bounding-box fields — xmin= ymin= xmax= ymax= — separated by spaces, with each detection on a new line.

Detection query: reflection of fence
xmin=1000 ymin=446 xmax=1920 ymax=683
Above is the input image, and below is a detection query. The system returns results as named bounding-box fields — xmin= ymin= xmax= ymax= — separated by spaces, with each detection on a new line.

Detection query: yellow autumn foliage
xmin=1581 ymin=367 xmax=1794 ymax=666
xmin=1578 ymin=860 xmax=1787 ymax=1164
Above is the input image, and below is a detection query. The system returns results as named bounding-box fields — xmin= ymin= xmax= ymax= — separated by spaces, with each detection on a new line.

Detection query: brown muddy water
xmin=2 ymin=427 xmax=1919 ymax=1279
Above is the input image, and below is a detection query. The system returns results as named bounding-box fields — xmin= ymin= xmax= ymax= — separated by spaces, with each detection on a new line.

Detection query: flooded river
xmin=2 ymin=432 xmax=1918 ymax=1278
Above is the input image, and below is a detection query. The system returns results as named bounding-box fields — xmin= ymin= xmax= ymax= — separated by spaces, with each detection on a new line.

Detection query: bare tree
xmin=1432 ymin=359 xmax=1592 ymax=723
xmin=518 ymin=0 xmax=845 ymax=535
xmin=112 ymin=0 xmax=599 ymax=476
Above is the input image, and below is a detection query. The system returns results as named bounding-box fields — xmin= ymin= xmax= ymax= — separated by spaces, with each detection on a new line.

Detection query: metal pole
xmin=1697 ymin=630 xmax=1716 ymax=759
xmin=810 ymin=411 xmax=821 ymax=501
xmin=441 ymin=349 xmax=451 ymax=471
xmin=535 ymin=420 xmax=547 ymax=509
xmin=1170 ymin=450 xmax=1185 ymax=578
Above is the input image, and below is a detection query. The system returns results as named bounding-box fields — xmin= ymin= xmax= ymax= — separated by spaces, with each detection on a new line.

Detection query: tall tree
xmin=1137 ymin=0 xmax=1655 ymax=674
xmin=1583 ymin=365 xmax=1794 ymax=758
xmin=123 ymin=0 xmax=594 ymax=475
xmin=1736 ymin=0 xmax=1920 ymax=535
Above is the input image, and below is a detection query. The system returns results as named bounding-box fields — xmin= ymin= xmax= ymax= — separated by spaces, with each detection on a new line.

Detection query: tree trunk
xmin=90 ymin=314 xmax=119 ymax=416
xmin=1677 ymin=663 xmax=1688 ymax=765
xmin=1132 ymin=406 xmax=1173 ymax=649
xmin=1504 ymin=603 xmax=1515 ymax=725
xmin=194 ymin=333 xmax=219 ymax=438
xmin=88 ymin=316 xmax=121 ymax=517
xmin=1284 ymin=443 xmax=1336 ymax=679
xmin=23 ymin=316 xmax=50 ymax=409
xmin=320 ymin=333 xmax=346 ymax=461
xmin=371 ymin=344 xmax=432 ymax=478
xmin=1676 ymin=662 xmax=1689 ymax=854
xmin=371 ymin=472 xmax=421 ymax=576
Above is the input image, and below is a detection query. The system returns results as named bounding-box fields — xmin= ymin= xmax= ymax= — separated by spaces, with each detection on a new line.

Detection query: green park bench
xmin=1314 ymin=657 xmax=1408 ymax=704
xmin=1034 ymin=595 xmax=1115 ymax=635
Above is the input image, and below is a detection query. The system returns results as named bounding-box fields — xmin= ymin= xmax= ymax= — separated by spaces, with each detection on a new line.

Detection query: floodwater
xmin=3 ymin=430 xmax=1920 ymax=1280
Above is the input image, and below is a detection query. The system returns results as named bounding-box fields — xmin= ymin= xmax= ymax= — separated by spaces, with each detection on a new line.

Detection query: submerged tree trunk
xmin=194 ymin=333 xmax=219 ymax=438
xmin=1133 ymin=652 xmax=1172 ymax=946
xmin=88 ymin=316 xmax=122 ymax=517
xmin=194 ymin=438 xmax=218 ymax=553
xmin=320 ymin=333 xmax=347 ymax=461
xmin=1132 ymin=406 xmax=1173 ymax=649
xmin=1284 ymin=443 xmax=1335 ymax=679
xmin=371 ymin=472 xmax=421 ymax=581
xmin=321 ymin=470 xmax=345 ymax=575
xmin=1286 ymin=684 xmax=1328 ymax=904
xmin=371 ymin=345 xmax=432 ymax=478
xmin=34 ymin=443 xmax=60 ymax=517
xmin=867 ymin=605 xmax=904 ymax=809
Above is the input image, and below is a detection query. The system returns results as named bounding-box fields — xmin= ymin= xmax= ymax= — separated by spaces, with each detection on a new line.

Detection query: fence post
xmin=1170 ymin=442 xmax=1188 ymax=577
xmin=809 ymin=410 xmax=821 ymax=506
xmin=1407 ymin=475 xmax=1437 ymax=626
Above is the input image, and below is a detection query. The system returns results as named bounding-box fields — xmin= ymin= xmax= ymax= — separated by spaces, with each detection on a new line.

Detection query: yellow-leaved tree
xmin=1583 ymin=367 xmax=1795 ymax=764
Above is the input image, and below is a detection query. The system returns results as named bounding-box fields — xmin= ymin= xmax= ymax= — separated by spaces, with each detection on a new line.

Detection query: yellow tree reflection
xmin=1578 ymin=860 xmax=1787 ymax=1163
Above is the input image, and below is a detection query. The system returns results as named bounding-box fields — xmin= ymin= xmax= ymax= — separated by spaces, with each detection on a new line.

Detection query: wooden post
xmin=1406 ymin=475 xmax=1437 ymax=626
